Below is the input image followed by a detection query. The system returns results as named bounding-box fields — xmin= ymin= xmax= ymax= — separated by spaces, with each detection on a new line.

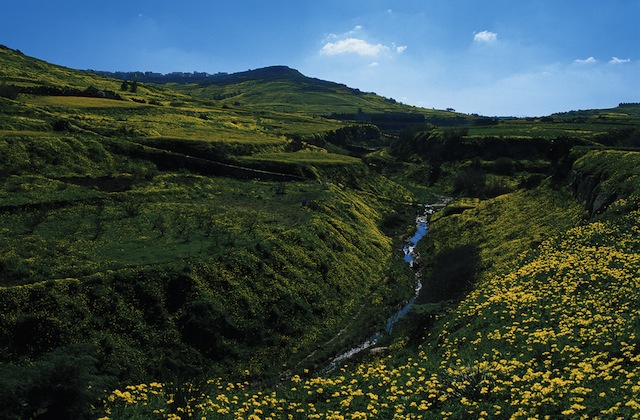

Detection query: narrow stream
xmin=325 ymin=203 xmax=439 ymax=373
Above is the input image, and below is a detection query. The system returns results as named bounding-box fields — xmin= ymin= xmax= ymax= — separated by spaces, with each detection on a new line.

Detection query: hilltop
xmin=90 ymin=65 xmax=347 ymax=88
xmin=1 ymin=45 xmax=640 ymax=419
xmin=88 ymin=61 xmax=470 ymax=121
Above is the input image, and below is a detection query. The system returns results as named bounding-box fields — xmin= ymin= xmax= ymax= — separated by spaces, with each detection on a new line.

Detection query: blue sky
xmin=2 ymin=0 xmax=638 ymax=116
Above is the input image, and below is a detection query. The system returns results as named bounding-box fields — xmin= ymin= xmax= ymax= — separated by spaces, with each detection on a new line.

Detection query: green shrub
xmin=421 ymin=244 xmax=480 ymax=302
xmin=492 ymin=157 xmax=516 ymax=175
xmin=0 ymin=83 xmax=19 ymax=100
xmin=0 ymin=344 xmax=113 ymax=420
xmin=452 ymin=167 xmax=486 ymax=196
xmin=178 ymin=299 xmax=241 ymax=360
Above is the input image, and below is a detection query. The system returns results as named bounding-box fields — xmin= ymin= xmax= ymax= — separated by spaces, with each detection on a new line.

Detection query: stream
xmin=325 ymin=203 xmax=440 ymax=373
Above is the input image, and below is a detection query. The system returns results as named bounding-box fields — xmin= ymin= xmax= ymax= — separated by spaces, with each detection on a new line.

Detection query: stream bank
xmin=325 ymin=201 xmax=446 ymax=372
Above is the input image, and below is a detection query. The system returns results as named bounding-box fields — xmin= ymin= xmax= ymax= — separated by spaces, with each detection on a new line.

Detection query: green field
xmin=1 ymin=44 xmax=640 ymax=419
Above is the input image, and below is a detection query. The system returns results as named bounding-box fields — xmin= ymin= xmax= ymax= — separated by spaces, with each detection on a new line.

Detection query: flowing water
xmin=325 ymin=203 xmax=440 ymax=372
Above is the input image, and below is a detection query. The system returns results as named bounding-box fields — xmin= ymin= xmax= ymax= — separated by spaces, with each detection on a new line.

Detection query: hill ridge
xmin=87 ymin=65 xmax=313 ymax=85
xmin=2 ymin=44 xmax=451 ymax=118
xmin=86 ymin=65 xmax=366 ymax=99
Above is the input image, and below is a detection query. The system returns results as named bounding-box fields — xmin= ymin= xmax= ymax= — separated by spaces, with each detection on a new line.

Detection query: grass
xmin=239 ymin=150 xmax=362 ymax=166
xmin=26 ymin=96 xmax=148 ymax=109
xmin=571 ymin=149 xmax=640 ymax=207
xmin=0 ymin=174 xmax=322 ymax=284
xmin=97 ymin=182 xmax=640 ymax=419
xmin=468 ymin=121 xmax=611 ymax=140
xmin=3 ymin=44 xmax=640 ymax=419
xmin=171 ymin=76 xmax=432 ymax=117
xmin=0 ymin=171 xmax=416 ymax=409
xmin=423 ymin=183 xmax=586 ymax=275
xmin=464 ymin=109 xmax=640 ymax=153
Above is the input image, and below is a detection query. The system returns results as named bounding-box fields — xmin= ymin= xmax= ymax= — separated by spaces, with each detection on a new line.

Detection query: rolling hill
xmin=1 ymin=44 xmax=640 ymax=419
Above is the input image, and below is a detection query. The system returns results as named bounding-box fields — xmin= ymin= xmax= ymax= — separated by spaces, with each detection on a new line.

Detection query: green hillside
xmin=93 ymin=65 xmax=457 ymax=119
xmin=116 ymin=160 xmax=635 ymax=419
xmin=1 ymin=45 xmax=640 ymax=419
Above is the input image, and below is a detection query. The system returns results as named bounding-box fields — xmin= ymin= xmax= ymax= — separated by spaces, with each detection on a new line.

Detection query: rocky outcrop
xmin=567 ymin=169 xmax=617 ymax=217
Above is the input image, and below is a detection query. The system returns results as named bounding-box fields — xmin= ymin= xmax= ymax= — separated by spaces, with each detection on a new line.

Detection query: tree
xmin=452 ymin=167 xmax=486 ymax=196
xmin=120 ymin=80 xmax=129 ymax=91
xmin=130 ymin=81 xmax=138 ymax=93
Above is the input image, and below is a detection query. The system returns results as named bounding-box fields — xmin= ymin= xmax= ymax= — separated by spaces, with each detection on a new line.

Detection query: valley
xmin=1 ymin=44 xmax=640 ymax=419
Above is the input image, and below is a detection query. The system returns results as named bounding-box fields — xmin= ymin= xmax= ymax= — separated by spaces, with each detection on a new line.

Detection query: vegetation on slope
xmin=98 ymin=152 xmax=640 ymax=419
xmin=2 ymin=44 xmax=640 ymax=419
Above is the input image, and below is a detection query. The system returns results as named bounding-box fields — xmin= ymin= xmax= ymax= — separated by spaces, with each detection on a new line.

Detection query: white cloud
xmin=474 ymin=31 xmax=497 ymax=43
xmin=368 ymin=62 xmax=379 ymax=67
xmin=574 ymin=56 xmax=597 ymax=64
xmin=321 ymin=38 xmax=389 ymax=56
xmin=319 ymin=26 xmax=406 ymax=59
xmin=325 ymin=25 xmax=362 ymax=41
xmin=609 ymin=57 xmax=631 ymax=64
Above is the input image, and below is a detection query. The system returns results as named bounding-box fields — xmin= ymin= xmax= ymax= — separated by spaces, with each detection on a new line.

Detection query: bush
xmin=0 ymin=344 xmax=113 ymax=420
xmin=519 ymin=174 xmax=544 ymax=190
xmin=178 ymin=299 xmax=241 ymax=360
xmin=52 ymin=119 xmax=72 ymax=132
xmin=483 ymin=177 xmax=513 ymax=197
xmin=452 ymin=168 xmax=486 ymax=196
xmin=421 ymin=244 xmax=480 ymax=302
xmin=0 ymin=83 xmax=19 ymax=100
xmin=12 ymin=314 xmax=64 ymax=356
xmin=492 ymin=157 xmax=516 ymax=175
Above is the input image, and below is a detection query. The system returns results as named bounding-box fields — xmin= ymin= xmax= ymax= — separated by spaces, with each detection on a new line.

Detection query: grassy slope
xmin=0 ymin=175 xmax=402 ymax=364
xmin=3 ymin=45 xmax=640 ymax=418
xmin=101 ymin=151 xmax=640 ymax=419
xmin=0 ymin=46 xmax=424 ymax=417
xmin=166 ymin=66 xmax=448 ymax=118
xmin=468 ymin=104 xmax=640 ymax=140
